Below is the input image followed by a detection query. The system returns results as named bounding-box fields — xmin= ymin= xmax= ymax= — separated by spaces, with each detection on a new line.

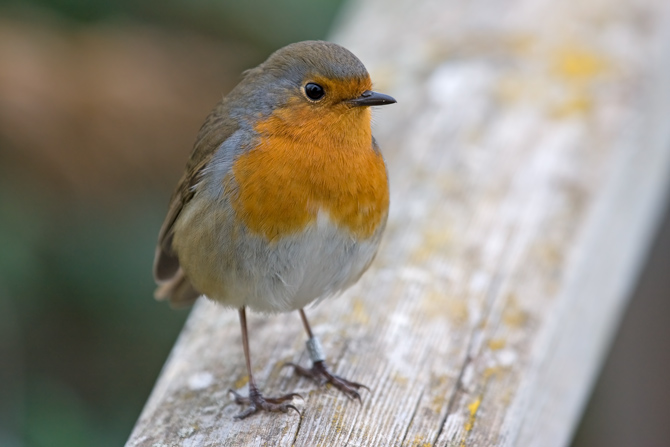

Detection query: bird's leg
xmin=229 ymin=307 xmax=301 ymax=419
xmin=285 ymin=309 xmax=369 ymax=401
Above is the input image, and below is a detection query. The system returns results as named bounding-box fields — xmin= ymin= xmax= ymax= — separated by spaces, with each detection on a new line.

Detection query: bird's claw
xmin=228 ymin=388 xmax=302 ymax=419
xmin=284 ymin=360 xmax=368 ymax=401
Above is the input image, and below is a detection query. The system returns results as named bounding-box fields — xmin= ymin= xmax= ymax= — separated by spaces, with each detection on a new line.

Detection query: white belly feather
xmin=236 ymin=210 xmax=381 ymax=313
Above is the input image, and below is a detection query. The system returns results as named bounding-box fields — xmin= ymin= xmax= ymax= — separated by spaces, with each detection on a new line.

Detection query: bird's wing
xmin=153 ymin=99 xmax=239 ymax=306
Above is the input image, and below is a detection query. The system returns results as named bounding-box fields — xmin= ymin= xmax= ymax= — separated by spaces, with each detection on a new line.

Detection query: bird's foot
xmin=228 ymin=386 xmax=301 ymax=419
xmin=285 ymin=360 xmax=368 ymax=400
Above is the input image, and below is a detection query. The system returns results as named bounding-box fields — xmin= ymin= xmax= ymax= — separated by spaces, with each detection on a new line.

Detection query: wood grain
xmin=127 ymin=0 xmax=670 ymax=445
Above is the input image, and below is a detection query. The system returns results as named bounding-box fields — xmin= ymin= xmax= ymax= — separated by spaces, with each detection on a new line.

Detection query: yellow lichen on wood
xmin=488 ymin=339 xmax=506 ymax=351
xmin=234 ymin=375 xmax=248 ymax=390
xmin=460 ymin=397 xmax=483 ymax=446
xmin=484 ymin=366 xmax=504 ymax=379
xmin=409 ymin=436 xmax=433 ymax=447
xmin=550 ymin=43 xmax=612 ymax=117
xmin=551 ymin=94 xmax=593 ymax=117
xmin=553 ymin=45 xmax=609 ymax=79
xmin=465 ymin=397 xmax=481 ymax=431
xmin=502 ymin=293 xmax=529 ymax=328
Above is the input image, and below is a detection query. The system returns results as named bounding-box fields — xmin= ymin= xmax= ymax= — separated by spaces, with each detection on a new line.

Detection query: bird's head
xmin=241 ymin=41 xmax=396 ymax=145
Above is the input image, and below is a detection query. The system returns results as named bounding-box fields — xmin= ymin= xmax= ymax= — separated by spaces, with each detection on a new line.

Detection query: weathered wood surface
xmin=127 ymin=0 xmax=670 ymax=445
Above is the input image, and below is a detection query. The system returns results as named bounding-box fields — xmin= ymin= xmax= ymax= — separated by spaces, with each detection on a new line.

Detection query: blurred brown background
xmin=0 ymin=1 xmax=667 ymax=446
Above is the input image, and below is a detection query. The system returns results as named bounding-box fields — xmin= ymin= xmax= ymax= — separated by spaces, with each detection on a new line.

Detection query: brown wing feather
xmin=152 ymin=98 xmax=239 ymax=306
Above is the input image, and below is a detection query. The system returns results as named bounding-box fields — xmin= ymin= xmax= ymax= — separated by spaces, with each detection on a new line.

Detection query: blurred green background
xmin=0 ymin=1 xmax=668 ymax=446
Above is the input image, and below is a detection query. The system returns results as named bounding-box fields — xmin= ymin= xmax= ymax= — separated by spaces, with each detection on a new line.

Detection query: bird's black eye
xmin=304 ymin=83 xmax=325 ymax=100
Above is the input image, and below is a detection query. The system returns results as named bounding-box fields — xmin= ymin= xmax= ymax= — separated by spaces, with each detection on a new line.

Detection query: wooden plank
xmin=126 ymin=0 xmax=670 ymax=445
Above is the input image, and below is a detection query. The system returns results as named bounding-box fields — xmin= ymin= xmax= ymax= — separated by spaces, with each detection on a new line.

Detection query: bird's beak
xmin=348 ymin=90 xmax=397 ymax=107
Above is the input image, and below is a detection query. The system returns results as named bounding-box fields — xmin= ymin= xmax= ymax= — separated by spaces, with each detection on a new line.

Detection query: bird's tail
xmin=154 ymin=268 xmax=201 ymax=308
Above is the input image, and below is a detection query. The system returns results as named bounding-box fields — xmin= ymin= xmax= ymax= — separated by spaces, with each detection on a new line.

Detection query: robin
xmin=153 ymin=40 xmax=396 ymax=419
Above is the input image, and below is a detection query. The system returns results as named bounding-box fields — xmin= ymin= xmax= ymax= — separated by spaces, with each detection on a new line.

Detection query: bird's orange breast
xmin=230 ymin=100 xmax=389 ymax=242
